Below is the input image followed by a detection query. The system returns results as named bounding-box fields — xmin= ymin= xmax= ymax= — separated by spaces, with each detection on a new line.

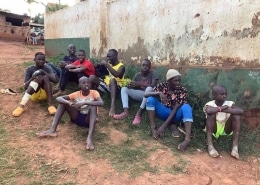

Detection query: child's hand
xmin=159 ymin=92 xmax=167 ymax=104
xmin=59 ymin=61 xmax=67 ymax=68
xmin=100 ymin=60 xmax=108 ymax=67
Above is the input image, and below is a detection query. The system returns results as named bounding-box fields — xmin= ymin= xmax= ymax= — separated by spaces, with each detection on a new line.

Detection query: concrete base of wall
xmin=45 ymin=37 xmax=90 ymax=58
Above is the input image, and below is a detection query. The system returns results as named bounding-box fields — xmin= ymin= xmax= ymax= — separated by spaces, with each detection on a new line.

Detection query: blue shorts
xmin=71 ymin=112 xmax=89 ymax=127
xmin=146 ymin=96 xmax=193 ymax=123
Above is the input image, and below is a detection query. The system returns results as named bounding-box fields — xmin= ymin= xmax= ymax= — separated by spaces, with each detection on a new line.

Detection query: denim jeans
xmin=146 ymin=96 xmax=193 ymax=123
xmin=59 ymin=68 xmax=85 ymax=91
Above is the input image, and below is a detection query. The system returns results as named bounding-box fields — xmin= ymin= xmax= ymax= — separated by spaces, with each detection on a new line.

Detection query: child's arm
xmin=65 ymin=64 xmax=76 ymax=69
xmin=222 ymin=105 xmax=244 ymax=115
xmin=101 ymin=60 xmax=125 ymax=78
xmin=56 ymin=95 xmax=72 ymax=106
xmin=144 ymin=91 xmax=159 ymax=98
xmin=69 ymin=65 xmax=86 ymax=73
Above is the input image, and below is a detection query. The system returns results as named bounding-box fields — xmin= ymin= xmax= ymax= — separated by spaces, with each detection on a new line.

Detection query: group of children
xmin=11 ymin=44 xmax=244 ymax=158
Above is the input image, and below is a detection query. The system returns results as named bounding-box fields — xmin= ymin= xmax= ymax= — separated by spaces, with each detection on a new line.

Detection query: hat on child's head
xmin=166 ymin=69 xmax=181 ymax=81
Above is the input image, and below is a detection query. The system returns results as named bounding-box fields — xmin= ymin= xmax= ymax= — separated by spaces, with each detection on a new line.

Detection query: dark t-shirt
xmin=132 ymin=70 xmax=158 ymax=90
xmin=62 ymin=55 xmax=78 ymax=64
xmin=24 ymin=64 xmax=54 ymax=83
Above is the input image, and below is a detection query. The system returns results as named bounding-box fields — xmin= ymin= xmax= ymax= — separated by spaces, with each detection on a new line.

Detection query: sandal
xmin=132 ymin=115 xmax=142 ymax=125
xmin=170 ymin=124 xmax=180 ymax=138
xmin=113 ymin=112 xmax=127 ymax=120
xmin=48 ymin=106 xmax=57 ymax=115
xmin=1 ymin=88 xmax=17 ymax=95
xmin=12 ymin=106 xmax=24 ymax=117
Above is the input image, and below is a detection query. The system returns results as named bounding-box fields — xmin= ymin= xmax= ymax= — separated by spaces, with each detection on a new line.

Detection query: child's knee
xmin=145 ymin=86 xmax=153 ymax=92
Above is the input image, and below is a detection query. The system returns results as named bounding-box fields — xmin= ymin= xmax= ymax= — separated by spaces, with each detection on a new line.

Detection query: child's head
xmin=166 ymin=69 xmax=181 ymax=88
xmin=106 ymin=49 xmax=118 ymax=65
xmin=78 ymin=76 xmax=90 ymax=92
xmin=140 ymin=59 xmax=151 ymax=73
xmin=212 ymin=85 xmax=227 ymax=102
xmin=77 ymin=50 xmax=86 ymax=63
xmin=34 ymin=52 xmax=46 ymax=68
xmin=67 ymin=44 xmax=76 ymax=56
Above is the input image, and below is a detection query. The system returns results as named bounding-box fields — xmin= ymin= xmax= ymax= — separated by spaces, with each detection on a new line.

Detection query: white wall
xmin=45 ymin=0 xmax=260 ymax=68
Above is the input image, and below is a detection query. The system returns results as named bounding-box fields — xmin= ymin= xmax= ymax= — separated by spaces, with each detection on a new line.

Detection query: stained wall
xmin=44 ymin=0 xmax=260 ymax=126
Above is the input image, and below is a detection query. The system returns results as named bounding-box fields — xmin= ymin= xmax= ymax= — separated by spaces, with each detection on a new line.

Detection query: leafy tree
xmin=32 ymin=13 xmax=44 ymax=24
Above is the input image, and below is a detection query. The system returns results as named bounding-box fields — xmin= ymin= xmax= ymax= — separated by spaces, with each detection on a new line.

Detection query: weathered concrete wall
xmin=44 ymin=0 xmax=260 ymax=123
xmin=44 ymin=0 xmax=101 ymax=57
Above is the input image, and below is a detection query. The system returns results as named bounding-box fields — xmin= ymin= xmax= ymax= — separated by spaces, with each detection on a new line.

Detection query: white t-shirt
xmin=203 ymin=100 xmax=234 ymax=125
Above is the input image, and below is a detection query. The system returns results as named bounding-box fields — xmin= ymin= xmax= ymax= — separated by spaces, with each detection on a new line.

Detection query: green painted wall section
xmin=44 ymin=37 xmax=90 ymax=58
xmin=181 ymin=68 xmax=260 ymax=110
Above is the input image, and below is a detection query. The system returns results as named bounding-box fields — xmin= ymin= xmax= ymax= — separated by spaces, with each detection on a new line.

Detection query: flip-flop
xmin=1 ymin=88 xmax=17 ymax=95
xmin=12 ymin=106 xmax=24 ymax=117
xmin=48 ymin=106 xmax=57 ymax=115
xmin=132 ymin=115 xmax=142 ymax=125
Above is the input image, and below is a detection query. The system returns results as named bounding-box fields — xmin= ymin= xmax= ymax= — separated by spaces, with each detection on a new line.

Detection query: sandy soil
xmin=0 ymin=40 xmax=259 ymax=185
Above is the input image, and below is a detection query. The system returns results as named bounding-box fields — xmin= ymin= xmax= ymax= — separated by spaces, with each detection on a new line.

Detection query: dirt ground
xmin=0 ymin=40 xmax=259 ymax=185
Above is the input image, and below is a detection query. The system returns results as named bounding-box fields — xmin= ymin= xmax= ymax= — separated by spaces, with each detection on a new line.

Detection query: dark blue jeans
xmin=59 ymin=68 xmax=85 ymax=91
xmin=46 ymin=63 xmax=60 ymax=77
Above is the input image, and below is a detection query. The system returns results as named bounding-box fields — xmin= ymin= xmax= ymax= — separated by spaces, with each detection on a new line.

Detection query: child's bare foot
xmin=86 ymin=139 xmax=94 ymax=150
xmin=151 ymin=128 xmax=157 ymax=139
xmin=231 ymin=146 xmax=239 ymax=159
xmin=208 ymin=145 xmax=219 ymax=158
xmin=36 ymin=129 xmax=57 ymax=137
xmin=177 ymin=139 xmax=190 ymax=151
xmin=109 ymin=108 xmax=115 ymax=117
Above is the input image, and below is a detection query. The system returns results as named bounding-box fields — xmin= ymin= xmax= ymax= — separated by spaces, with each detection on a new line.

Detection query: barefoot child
xmin=89 ymin=49 xmax=130 ymax=117
xmin=12 ymin=52 xmax=58 ymax=117
xmin=144 ymin=69 xmax=193 ymax=151
xmin=113 ymin=59 xmax=158 ymax=125
xmin=204 ymin=85 xmax=243 ymax=159
xmin=37 ymin=76 xmax=104 ymax=150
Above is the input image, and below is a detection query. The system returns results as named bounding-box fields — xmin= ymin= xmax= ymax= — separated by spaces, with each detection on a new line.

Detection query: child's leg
xmin=108 ymin=78 xmax=118 ymax=117
xmin=86 ymin=106 xmax=97 ymax=150
xmin=146 ymin=96 xmax=171 ymax=138
xmin=42 ymin=75 xmax=53 ymax=106
xmin=206 ymin=114 xmax=219 ymax=157
xmin=37 ymin=103 xmax=77 ymax=137
xmin=120 ymin=87 xmax=130 ymax=116
xmin=224 ymin=115 xmax=241 ymax=159
xmin=88 ymin=75 xmax=100 ymax=89
xmin=42 ymin=75 xmax=57 ymax=114
xmin=12 ymin=80 xmax=42 ymax=117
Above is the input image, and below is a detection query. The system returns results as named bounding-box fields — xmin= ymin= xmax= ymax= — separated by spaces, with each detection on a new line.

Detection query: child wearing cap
xmin=144 ymin=69 xmax=193 ymax=151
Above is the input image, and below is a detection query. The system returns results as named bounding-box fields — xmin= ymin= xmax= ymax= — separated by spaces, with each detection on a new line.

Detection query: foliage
xmin=32 ymin=13 xmax=44 ymax=24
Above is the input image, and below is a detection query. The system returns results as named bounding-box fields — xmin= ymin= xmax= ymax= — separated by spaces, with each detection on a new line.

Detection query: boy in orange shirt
xmin=37 ymin=76 xmax=104 ymax=150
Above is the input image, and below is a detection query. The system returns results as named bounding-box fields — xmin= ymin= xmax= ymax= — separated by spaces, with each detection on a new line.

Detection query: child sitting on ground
xmin=204 ymin=85 xmax=243 ymax=159
xmin=113 ymin=59 xmax=158 ymax=125
xmin=12 ymin=52 xmax=58 ymax=117
xmin=89 ymin=49 xmax=130 ymax=117
xmin=37 ymin=76 xmax=104 ymax=150
xmin=144 ymin=69 xmax=193 ymax=151
xmin=53 ymin=44 xmax=78 ymax=96
xmin=54 ymin=49 xmax=95 ymax=97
